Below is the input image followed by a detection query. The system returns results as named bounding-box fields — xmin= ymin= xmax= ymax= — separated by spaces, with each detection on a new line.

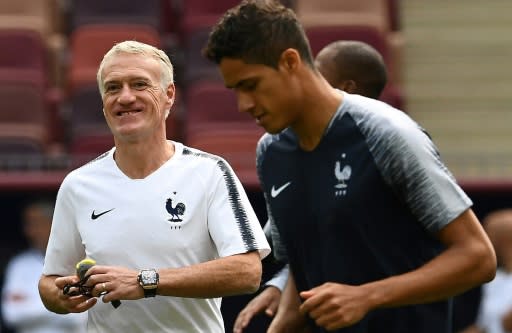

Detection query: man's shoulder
xmin=73 ymin=150 xmax=111 ymax=172
xmin=181 ymin=145 xmax=231 ymax=170
xmin=61 ymin=151 xmax=112 ymax=186
xmin=256 ymin=129 xmax=296 ymax=156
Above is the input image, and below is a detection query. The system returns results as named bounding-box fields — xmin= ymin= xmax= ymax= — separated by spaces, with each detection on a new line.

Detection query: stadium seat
xmin=69 ymin=134 xmax=114 ymax=167
xmin=0 ymin=28 xmax=48 ymax=89
xmin=64 ymin=84 xmax=112 ymax=166
xmin=183 ymin=80 xmax=263 ymax=188
xmin=68 ymin=0 xmax=163 ymax=33
xmin=306 ymin=25 xmax=390 ymax=60
xmin=67 ymin=24 xmax=162 ymax=93
xmin=186 ymin=125 xmax=265 ymax=190
xmin=380 ymin=84 xmax=405 ymax=112
xmin=0 ymin=137 xmax=44 ymax=155
xmin=305 ymin=25 xmax=403 ymax=87
xmin=63 ymin=84 xmax=112 ymax=163
xmin=297 ymin=0 xmax=404 ymax=86
xmin=0 ymin=0 xmax=66 ymax=87
xmin=0 ymin=82 xmax=49 ymax=155
xmin=180 ymin=0 xmax=241 ymax=41
xmin=64 ymin=85 xmax=109 ymax=140
xmin=183 ymin=29 xmax=223 ymax=86
xmin=385 ymin=0 xmax=402 ymax=32
xmin=0 ymin=0 xmax=61 ymax=38
xmin=295 ymin=0 xmax=391 ymax=33
xmin=161 ymin=0 xmax=183 ymax=35
xmin=384 ymin=0 xmax=405 ymax=86
xmin=183 ymin=81 xmax=255 ymax=141
xmin=0 ymin=28 xmax=66 ymax=147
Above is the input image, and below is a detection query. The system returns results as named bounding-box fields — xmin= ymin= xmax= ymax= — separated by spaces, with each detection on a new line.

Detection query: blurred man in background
xmin=2 ymin=199 xmax=86 ymax=333
xmin=460 ymin=209 xmax=512 ymax=333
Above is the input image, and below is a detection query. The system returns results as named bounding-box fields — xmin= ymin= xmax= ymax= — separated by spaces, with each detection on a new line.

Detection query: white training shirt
xmin=43 ymin=142 xmax=270 ymax=333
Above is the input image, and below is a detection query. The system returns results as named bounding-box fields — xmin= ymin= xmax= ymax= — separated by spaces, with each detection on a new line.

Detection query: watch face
xmin=140 ymin=269 xmax=159 ymax=287
xmin=141 ymin=270 xmax=155 ymax=284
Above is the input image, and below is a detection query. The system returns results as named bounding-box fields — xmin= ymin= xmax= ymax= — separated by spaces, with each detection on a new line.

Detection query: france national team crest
xmin=334 ymin=153 xmax=352 ymax=197
xmin=166 ymin=192 xmax=186 ymax=226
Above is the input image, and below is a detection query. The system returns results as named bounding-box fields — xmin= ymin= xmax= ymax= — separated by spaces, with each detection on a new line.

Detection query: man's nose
xmin=118 ymin=85 xmax=136 ymax=104
xmin=237 ymin=92 xmax=255 ymax=113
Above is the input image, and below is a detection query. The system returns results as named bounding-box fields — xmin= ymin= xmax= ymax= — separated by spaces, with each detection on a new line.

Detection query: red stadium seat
xmin=183 ymin=29 xmax=223 ymax=86
xmin=0 ymin=81 xmax=49 ymax=155
xmin=180 ymin=0 xmax=241 ymax=41
xmin=295 ymin=0 xmax=391 ymax=33
xmin=380 ymin=84 xmax=405 ymax=112
xmin=69 ymin=134 xmax=114 ymax=167
xmin=306 ymin=25 xmax=390 ymax=67
xmin=183 ymin=81 xmax=254 ymax=140
xmin=0 ymin=28 xmax=48 ymax=89
xmin=305 ymin=25 xmax=405 ymax=88
xmin=187 ymin=125 xmax=265 ymax=190
xmin=69 ymin=0 xmax=164 ymax=33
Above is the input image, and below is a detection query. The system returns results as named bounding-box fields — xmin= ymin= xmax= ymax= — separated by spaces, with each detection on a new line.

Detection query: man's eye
xmin=133 ymin=82 xmax=148 ymax=89
xmin=241 ymin=81 xmax=257 ymax=91
xmin=105 ymin=85 xmax=120 ymax=93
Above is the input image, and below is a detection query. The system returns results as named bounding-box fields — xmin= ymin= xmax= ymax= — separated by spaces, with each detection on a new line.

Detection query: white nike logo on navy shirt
xmin=271 ymin=181 xmax=292 ymax=198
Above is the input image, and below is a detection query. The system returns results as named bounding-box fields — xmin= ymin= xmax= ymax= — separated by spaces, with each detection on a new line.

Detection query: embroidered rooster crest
xmin=166 ymin=198 xmax=186 ymax=222
xmin=334 ymin=161 xmax=352 ymax=189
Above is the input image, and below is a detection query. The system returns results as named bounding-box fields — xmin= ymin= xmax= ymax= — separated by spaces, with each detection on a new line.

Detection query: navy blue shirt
xmin=256 ymin=92 xmax=472 ymax=333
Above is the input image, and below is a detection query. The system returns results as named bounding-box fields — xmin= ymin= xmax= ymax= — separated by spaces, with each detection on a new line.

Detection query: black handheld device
xmin=64 ymin=258 xmax=121 ymax=308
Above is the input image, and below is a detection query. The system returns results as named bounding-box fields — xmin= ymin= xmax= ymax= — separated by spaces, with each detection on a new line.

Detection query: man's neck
xmin=114 ymin=139 xmax=175 ymax=179
xmin=293 ymin=78 xmax=343 ymax=151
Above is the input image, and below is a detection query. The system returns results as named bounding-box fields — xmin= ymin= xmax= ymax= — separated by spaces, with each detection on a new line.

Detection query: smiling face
xmin=100 ymin=52 xmax=174 ymax=143
xmin=219 ymin=53 xmax=305 ymax=134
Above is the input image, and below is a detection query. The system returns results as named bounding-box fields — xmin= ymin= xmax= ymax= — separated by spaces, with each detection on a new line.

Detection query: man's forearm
xmin=157 ymin=251 xmax=262 ymax=298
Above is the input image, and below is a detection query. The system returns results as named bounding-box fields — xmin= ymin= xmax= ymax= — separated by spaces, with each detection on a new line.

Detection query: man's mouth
xmin=255 ymin=113 xmax=265 ymax=124
xmin=116 ymin=109 xmax=141 ymax=116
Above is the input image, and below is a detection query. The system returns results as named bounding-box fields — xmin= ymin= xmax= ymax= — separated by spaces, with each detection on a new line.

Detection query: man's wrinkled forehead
xmin=101 ymin=53 xmax=159 ymax=81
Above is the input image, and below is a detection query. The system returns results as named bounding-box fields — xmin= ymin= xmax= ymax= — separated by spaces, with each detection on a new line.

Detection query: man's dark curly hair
xmin=203 ymin=0 xmax=315 ymax=69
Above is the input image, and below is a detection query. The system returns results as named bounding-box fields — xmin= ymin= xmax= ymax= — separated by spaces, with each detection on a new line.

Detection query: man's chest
xmin=262 ymin=138 xmax=380 ymax=225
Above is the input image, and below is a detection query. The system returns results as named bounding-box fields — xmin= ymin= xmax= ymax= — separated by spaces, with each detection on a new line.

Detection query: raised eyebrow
xmin=103 ymin=80 xmax=120 ymax=90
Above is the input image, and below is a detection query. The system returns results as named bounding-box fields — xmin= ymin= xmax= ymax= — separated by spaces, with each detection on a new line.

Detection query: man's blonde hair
xmin=96 ymin=40 xmax=174 ymax=97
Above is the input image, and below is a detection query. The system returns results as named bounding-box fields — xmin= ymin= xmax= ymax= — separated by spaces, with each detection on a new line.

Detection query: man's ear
xmin=279 ymin=48 xmax=301 ymax=72
xmin=338 ymin=80 xmax=357 ymax=94
xmin=166 ymin=83 xmax=176 ymax=105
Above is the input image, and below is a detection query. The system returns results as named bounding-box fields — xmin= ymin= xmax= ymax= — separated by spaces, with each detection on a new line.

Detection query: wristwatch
xmin=137 ymin=269 xmax=159 ymax=298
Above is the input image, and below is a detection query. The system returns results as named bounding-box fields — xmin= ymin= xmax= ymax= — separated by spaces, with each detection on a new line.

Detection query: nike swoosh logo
xmin=91 ymin=208 xmax=115 ymax=220
xmin=271 ymin=182 xmax=292 ymax=198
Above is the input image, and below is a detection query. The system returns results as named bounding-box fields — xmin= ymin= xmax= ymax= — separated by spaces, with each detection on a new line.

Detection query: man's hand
xmin=502 ymin=307 xmax=512 ymax=332
xmin=299 ymin=282 xmax=371 ymax=331
xmin=233 ymin=286 xmax=281 ymax=333
xmin=456 ymin=324 xmax=484 ymax=333
xmin=54 ymin=275 xmax=97 ymax=313
xmin=267 ymin=305 xmax=311 ymax=333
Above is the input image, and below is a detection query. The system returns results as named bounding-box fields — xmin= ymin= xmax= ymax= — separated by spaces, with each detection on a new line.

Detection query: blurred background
xmin=0 ymin=0 xmax=511 ymax=332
